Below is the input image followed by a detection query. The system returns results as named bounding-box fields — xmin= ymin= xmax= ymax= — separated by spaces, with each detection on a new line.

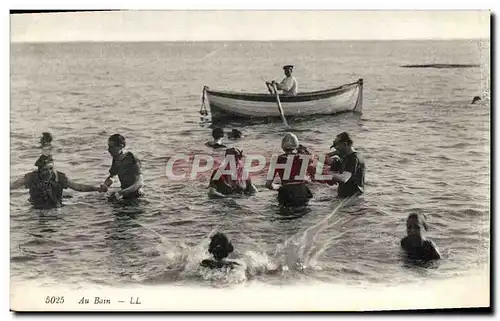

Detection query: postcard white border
xmin=3 ymin=0 xmax=496 ymax=319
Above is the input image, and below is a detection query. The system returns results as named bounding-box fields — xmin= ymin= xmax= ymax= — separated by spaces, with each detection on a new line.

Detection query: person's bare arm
xmin=208 ymin=187 xmax=228 ymax=198
xmin=244 ymin=179 xmax=258 ymax=195
xmin=66 ymin=178 xmax=102 ymax=192
xmin=265 ymin=167 xmax=282 ymax=191
xmin=10 ymin=176 xmax=26 ymax=190
xmin=118 ymin=174 xmax=143 ymax=196
xmin=276 ymin=78 xmax=292 ymax=91
xmin=428 ymin=240 xmax=442 ymax=260
xmin=102 ymin=175 xmax=115 ymax=187
xmin=330 ymin=171 xmax=352 ymax=184
xmin=265 ymin=179 xmax=281 ymax=191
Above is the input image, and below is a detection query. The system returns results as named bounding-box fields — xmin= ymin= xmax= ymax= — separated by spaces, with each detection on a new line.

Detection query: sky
xmin=10 ymin=10 xmax=491 ymax=42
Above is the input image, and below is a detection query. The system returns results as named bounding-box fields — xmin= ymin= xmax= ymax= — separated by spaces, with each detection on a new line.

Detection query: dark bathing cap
xmin=331 ymin=132 xmax=353 ymax=148
xmin=212 ymin=128 xmax=224 ymax=138
xmin=407 ymin=213 xmax=429 ymax=231
xmin=209 ymin=233 xmax=234 ymax=258
xmin=108 ymin=134 xmax=126 ymax=147
xmin=283 ymin=65 xmax=294 ymax=70
xmin=40 ymin=132 xmax=53 ymax=147
xmin=35 ymin=154 xmax=54 ymax=168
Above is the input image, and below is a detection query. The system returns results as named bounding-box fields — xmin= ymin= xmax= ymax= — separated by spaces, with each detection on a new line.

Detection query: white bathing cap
xmin=281 ymin=132 xmax=299 ymax=151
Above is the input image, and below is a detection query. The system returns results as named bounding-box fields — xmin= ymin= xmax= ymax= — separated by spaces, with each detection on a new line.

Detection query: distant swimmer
xmin=208 ymin=147 xmax=258 ymax=197
xmin=327 ymin=132 xmax=365 ymax=198
xmin=471 ymin=96 xmax=481 ymax=104
xmin=266 ymin=65 xmax=298 ymax=96
xmin=200 ymin=233 xmax=240 ymax=270
xmin=266 ymin=133 xmax=315 ymax=207
xmin=227 ymin=128 xmax=243 ymax=140
xmin=401 ymin=213 xmax=441 ymax=261
xmin=10 ymin=155 xmax=107 ymax=209
xmin=39 ymin=132 xmax=53 ymax=156
xmin=205 ymin=128 xmax=227 ymax=149
xmin=101 ymin=134 xmax=144 ymax=200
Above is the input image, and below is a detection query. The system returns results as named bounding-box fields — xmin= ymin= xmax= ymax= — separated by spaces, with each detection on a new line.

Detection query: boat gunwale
xmin=205 ymin=79 xmax=361 ymax=102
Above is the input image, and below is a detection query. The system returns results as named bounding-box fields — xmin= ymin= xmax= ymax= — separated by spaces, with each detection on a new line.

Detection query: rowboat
xmin=200 ymin=78 xmax=363 ymax=122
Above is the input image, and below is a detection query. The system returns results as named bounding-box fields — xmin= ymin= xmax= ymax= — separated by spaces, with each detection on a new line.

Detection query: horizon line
xmin=10 ymin=37 xmax=489 ymax=44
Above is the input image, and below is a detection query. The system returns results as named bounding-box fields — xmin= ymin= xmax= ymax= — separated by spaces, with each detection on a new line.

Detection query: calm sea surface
xmin=10 ymin=40 xmax=490 ymax=289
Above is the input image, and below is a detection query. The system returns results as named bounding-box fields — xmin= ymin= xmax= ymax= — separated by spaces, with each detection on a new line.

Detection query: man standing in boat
xmin=267 ymin=65 xmax=298 ymax=96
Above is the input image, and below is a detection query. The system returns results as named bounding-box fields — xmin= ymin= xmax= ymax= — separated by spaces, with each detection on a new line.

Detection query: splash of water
xmin=131 ymin=194 xmax=357 ymax=285
xmin=273 ymin=195 xmax=357 ymax=271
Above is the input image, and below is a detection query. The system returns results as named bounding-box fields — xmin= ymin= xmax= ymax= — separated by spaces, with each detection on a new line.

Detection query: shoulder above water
xmin=200 ymin=259 xmax=239 ymax=270
xmin=205 ymin=142 xmax=227 ymax=149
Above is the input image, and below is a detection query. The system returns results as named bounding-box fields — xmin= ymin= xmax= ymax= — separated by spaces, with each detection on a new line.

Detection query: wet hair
xmin=208 ymin=233 xmax=234 ymax=261
xmin=228 ymin=129 xmax=242 ymax=139
xmin=471 ymin=96 xmax=481 ymax=104
xmin=212 ymin=128 xmax=224 ymax=140
xmin=336 ymin=132 xmax=353 ymax=146
xmin=35 ymin=154 xmax=54 ymax=168
xmin=407 ymin=213 xmax=428 ymax=231
xmin=108 ymin=134 xmax=126 ymax=147
xmin=39 ymin=132 xmax=53 ymax=147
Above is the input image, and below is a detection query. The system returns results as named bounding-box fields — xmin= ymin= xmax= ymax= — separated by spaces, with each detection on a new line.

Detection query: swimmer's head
xmin=406 ymin=213 xmax=428 ymax=238
xmin=212 ymin=128 xmax=224 ymax=140
xmin=472 ymin=96 xmax=481 ymax=104
xmin=331 ymin=132 xmax=353 ymax=156
xmin=281 ymin=132 xmax=299 ymax=153
xmin=39 ymin=132 xmax=53 ymax=148
xmin=108 ymin=134 xmax=126 ymax=157
xmin=35 ymin=155 xmax=55 ymax=180
xmin=228 ymin=129 xmax=242 ymax=139
xmin=208 ymin=232 xmax=234 ymax=261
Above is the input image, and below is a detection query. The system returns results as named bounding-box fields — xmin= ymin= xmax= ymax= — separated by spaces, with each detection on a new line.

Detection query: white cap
xmin=281 ymin=133 xmax=299 ymax=151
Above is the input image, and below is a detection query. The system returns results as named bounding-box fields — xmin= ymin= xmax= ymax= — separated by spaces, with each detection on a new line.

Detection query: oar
xmin=263 ymin=79 xmax=274 ymax=95
xmin=270 ymin=82 xmax=289 ymax=128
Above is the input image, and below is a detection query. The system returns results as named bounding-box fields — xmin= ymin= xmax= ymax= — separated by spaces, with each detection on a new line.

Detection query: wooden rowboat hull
xmin=202 ymin=79 xmax=363 ymax=121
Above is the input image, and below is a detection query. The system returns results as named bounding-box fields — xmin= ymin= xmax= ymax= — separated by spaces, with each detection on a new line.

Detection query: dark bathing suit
xmin=274 ymin=153 xmax=314 ymax=207
xmin=333 ymin=151 xmax=365 ymax=198
xmin=24 ymin=171 xmax=69 ymax=209
xmin=209 ymin=163 xmax=246 ymax=195
xmin=109 ymin=152 xmax=142 ymax=199
xmin=401 ymin=237 xmax=440 ymax=261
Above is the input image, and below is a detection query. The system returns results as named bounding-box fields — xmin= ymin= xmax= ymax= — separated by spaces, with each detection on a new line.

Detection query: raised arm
xmin=10 ymin=176 xmax=26 ymax=190
xmin=428 ymin=240 xmax=442 ymax=260
xmin=265 ymin=177 xmax=281 ymax=191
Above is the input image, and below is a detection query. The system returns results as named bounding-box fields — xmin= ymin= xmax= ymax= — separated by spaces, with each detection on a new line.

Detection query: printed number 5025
xmin=45 ymin=296 xmax=64 ymax=304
